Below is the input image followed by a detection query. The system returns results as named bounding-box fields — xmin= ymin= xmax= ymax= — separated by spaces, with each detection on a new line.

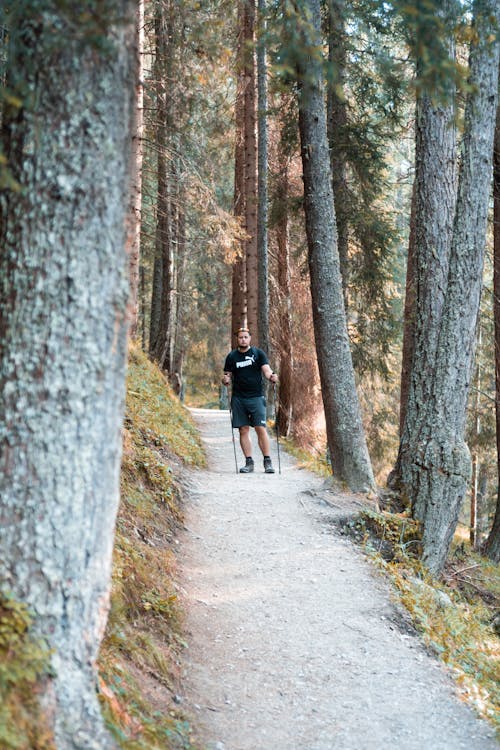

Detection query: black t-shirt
xmin=224 ymin=346 xmax=269 ymax=397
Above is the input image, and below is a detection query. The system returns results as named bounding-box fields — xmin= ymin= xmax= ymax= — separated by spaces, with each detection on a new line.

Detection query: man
xmin=222 ymin=328 xmax=278 ymax=474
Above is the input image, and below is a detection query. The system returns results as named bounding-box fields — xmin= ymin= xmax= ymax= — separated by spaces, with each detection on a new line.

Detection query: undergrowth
xmin=98 ymin=343 xmax=206 ymax=749
xmin=0 ymin=593 xmax=54 ymax=750
xmin=279 ymin=437 xmax=331 ymax=477
xmin=340 ymin=509 xmax=500 ymax=734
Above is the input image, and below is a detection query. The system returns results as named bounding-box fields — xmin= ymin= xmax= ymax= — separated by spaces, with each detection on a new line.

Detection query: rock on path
xmin=178 ymin=408 xmax=497 ymax=750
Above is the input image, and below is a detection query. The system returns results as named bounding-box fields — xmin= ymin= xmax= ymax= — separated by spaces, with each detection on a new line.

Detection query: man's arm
xmin=222 ymin=371 xmax=232 ymax=386
xmin=261 ymin=364 xmax=278 ymax=383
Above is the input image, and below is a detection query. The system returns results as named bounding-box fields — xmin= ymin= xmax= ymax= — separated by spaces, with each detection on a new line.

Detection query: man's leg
xmin=255 ymin=425 xmax=271 ymax=456
xmin=255 ymin=426 xmax=275 ymax=473
xmin=238 ymin=426 xmax=254 ymax=473
xmin=239 ymin=426 xmax=253 ymax=457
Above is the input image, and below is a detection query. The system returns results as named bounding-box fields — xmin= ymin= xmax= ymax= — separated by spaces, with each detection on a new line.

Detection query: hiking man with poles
xmin=222 ymin=327 xmax=278 ymax=474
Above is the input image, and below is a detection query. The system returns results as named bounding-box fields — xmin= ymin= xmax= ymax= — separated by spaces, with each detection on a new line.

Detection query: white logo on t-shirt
xmin=236 ymin=354 xmax=256 ymax=369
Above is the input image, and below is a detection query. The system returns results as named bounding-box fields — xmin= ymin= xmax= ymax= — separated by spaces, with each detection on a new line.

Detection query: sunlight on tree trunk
xmin=0 ymin=2 xmax=135 ymax=745
xmin=292 ymin=0 xmax=375 ymax=493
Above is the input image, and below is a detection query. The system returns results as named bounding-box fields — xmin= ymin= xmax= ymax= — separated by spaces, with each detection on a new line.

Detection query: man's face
xmin=237 ymin=331 xmax=251 ymax=349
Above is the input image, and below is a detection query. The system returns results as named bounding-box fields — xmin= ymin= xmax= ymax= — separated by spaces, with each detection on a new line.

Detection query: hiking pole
xmin=273 ymin=382 xmax=281 ymax=475
xmin=227 ymin=384 xmax=239 ymax=475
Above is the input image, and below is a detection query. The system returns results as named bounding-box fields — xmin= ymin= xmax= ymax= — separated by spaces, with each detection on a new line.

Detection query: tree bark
xmin=232 ymin=0 xmax=247 ymax=341
xmin=327 ymin=0 xmax=350 ymax=310
xmin=243 ymin=0 xmax=259 ymax=342
xmin=275 ymin=128 xmax=293 ymax=437
xmin=152 ymin=0 xmax=176 ymax=372
xmin=0 ymin=3 xmax=134 ymax=746
xmin=405 ymin=0 xmax=500 ymax=573
xmin=126 ymin=0 xmax=144 ymax=340
xmin=293 ymin=0 xmax=375 ymax=492
xmin=257 ymin=0 xmax=270 ymax=357
xmin=391 ymin=30 xmax=457 ymax=493
xmin=484 ymin=60 xmax=500 ymax=561
xmin=400 ymin=71 xmax=457 ymax=517
xmin=398 ymin=180 xmax=418 ymax=440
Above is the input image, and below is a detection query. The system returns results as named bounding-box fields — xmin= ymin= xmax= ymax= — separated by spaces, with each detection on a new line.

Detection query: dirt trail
xmin=178 ymin=408 xmax=497 ymax=750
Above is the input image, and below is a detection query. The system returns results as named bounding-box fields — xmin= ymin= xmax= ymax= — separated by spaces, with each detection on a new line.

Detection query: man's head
xmin=236 ymin=328 xmax=251 ymax=350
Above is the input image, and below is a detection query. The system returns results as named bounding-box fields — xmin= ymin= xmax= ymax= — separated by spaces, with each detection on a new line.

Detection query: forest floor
xmin=176 ymin=407 xmax=498 ymax=750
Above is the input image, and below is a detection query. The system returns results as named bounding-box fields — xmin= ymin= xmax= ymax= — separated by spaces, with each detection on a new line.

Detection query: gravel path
xmin=178 ymin=408 xmax=498 ymax=750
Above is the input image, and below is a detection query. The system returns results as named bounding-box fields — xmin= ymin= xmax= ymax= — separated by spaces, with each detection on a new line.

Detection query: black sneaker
xmin=263 ymin=457 xmax=275 ymax=474
xmin=240 ymin=458 xmax=254 ymax=473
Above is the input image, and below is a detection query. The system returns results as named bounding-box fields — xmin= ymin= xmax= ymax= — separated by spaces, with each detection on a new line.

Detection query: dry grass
xmin=98 ymin=343 xmax=206 ymax=749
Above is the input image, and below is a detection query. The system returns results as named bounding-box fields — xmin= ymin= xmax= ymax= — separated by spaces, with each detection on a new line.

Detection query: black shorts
xmin=231 ymin=395 xmax=267 ymax=428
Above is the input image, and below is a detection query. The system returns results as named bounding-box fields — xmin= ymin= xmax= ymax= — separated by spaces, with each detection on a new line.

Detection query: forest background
xmin=134 ymin=0 xmax=500 ymax=564
xmin=1 ymin=0 xmax=500 ymax=747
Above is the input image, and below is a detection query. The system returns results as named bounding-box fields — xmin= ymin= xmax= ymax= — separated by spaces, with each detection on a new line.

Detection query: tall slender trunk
xmin=327 ymin=0 xmax=349 ymax=309
xmin=244 ymin=0 xmax=259 ymax=342
xmin=127 ymin=0 xmax=144 ymax=340
xmin=257 ymin=0 xmax=269 ymax=357
xmin=275 ymin=142 xmax=293 ymax=437
xmin=232 ymin=0 xmax=247 ymax=340
xmin=484 ymin=62 xmax=500 ymax=561
xmin=398 ymin=180 xmax=418 ymax=439
xmin=172 ymin=206 xmax=187 ymax=397
xmin=293 ymin=0 xmax=374 ymax=492
xmin=469 ymin=326 xmax=481 ymax=548
xmin=0 ymin=4 xmax=135 ymax=745
xmin=152 ymin=0 xmax=177 ymax=373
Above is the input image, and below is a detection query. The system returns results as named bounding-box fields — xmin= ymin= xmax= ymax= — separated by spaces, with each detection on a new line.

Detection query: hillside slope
xmin=98 ymin=344 xmax=206 ymax=749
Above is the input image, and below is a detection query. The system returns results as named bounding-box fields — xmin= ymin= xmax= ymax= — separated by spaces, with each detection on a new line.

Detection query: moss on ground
xmin=98 ymin=343 xmax=206 ymax=749
xmin=0 ymin=593 xmax=55 ymax=750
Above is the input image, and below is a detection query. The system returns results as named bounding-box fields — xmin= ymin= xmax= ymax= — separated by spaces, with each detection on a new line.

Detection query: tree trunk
xmin=126 ymin=0 xmax=144 ymax=340
xmin=243 ymin=0 xmax=259 ymax=342
xmin=172 ymin=206 xmax=187 ymax=398
xmin=152 ymin=0 xmax=175 ymax=372
xmin=398 ymin=180 xmax=418 ymax=439
xmin=391 ymin=26 xmax=457 ymax=492
xmin=232 ymin=0 xmax=247 ymax=341
xmin=294 ymin=0 xmax=375 ymax=492
xmin=484 ymin=61 xmax=500 ymax=562
xmin=406 ymin=0 xmax=500 ymax=573
xmin=275 ymin=142 xmax=293 ymax=437
xmin=257 ymin=0 xmax=270 ymax=357
xmin=327 ymin=0 xmax=350 ymax=310
xmin=400 ymin=72 xmax=457 ymax=518
xmin=0 ymin=4 xmax=134 ymax=746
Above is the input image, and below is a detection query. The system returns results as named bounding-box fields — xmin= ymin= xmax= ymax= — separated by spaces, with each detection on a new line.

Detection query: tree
xmin=257 ymin=0 xmax=270 ymax=358
xmin=326 ymin=0 xmax=349 ymax=307
xmin=325 ymin=0 xmax=404 ymax=376
xmin=484 ymin=63 xmax=500 ymax=562
xmin=291 ymin=0 xmax=375 ymax=492
xmin=244 ymin=0 xmax=259 ymax=341
xmin=127 ymin=0 xmax=145 ymax=340
xmin=150 ymin=0 xmax=176 ymax=372
xmin=397 ymin=0 xmax=457 ymax=491
xmin=402 ymin=0 xmax=500 ymax=573
xmin=232 ymin=0 xmax=248 ymax=339
xmin=272 ymin=93 xmax=295 ymax=436
xmin=0 ymin=2 xmax=135 ymax=745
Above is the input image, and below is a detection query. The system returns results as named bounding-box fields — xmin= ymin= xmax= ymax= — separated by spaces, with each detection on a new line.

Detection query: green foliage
xmin=99 ymin=342 xmax=205 ymax=749
xmin=389 ymin=0 xmax=468 ymax=100
xmin=0 ymin=593 xmax=54 ymax=750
